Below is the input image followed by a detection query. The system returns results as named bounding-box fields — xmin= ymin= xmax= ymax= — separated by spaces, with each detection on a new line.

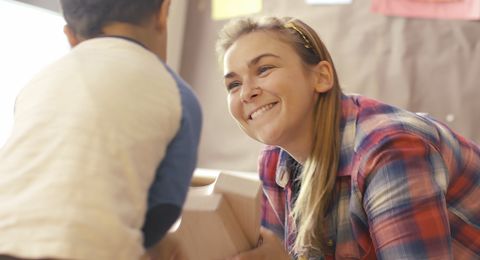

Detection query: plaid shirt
xmin=259 ymin=94 xmax=480 ymax=259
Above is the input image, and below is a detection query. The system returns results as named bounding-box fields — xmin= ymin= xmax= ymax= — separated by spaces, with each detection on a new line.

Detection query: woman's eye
xmin=258 ymin=66 xmax=273 ymax=76
xmin=227 ymin=81 xmax=241 ymax=91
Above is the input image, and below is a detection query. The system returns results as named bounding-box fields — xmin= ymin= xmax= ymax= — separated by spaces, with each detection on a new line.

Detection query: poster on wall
xmin=212 ymin=0 xmax=262 ymax=20
xmin=306 ymin=0 xmax=352 ymax=4
xmin=371 ymin=0 xmax=480 ymax=20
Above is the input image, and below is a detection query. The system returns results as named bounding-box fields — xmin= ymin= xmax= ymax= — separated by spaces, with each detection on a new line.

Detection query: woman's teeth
xmin=250 ymin=103 xmax=275 ymax=120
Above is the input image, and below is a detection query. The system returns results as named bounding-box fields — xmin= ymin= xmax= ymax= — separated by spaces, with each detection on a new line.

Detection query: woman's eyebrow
xmin=224 ymin=53 xmax=280 ymax=79
xmin=248 ymin=53 xmax=280 ymax=67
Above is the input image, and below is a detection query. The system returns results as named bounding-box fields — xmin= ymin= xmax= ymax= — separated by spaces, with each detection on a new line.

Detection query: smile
xmin=249 ymin=102 xmax=278 ymax=120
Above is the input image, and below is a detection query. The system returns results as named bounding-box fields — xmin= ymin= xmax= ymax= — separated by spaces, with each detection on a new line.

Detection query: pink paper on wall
xmin=371 ymin=0 xmax=480 ymax=20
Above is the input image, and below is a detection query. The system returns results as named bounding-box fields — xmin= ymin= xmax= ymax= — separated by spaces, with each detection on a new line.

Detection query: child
xmin=0 ymin=0 xmax=201 ymax=259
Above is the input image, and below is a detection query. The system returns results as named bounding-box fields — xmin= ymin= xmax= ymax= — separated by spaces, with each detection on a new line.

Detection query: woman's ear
xmin=63 ymin=25 xmax=80 ymax=48
xmin=312 ymin=61 xmax=334 ymax=93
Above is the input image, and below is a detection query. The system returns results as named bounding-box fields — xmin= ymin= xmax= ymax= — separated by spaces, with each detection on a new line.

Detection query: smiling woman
xmin=0 ymin=0 xmax=68 ymax=148
xmin=216 ymin=16 xmax=480 ymax=260
xmin=221 ymin=29 xmax=337 ymax=164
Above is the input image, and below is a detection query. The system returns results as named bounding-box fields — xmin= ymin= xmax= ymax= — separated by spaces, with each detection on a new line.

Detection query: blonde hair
xmin=216 ymin=16 xmax=342 ymax=257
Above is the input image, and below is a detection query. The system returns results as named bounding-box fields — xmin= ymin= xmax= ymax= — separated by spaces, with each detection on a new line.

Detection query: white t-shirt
xmin=0 ymin=38 xmax=181 ymax=260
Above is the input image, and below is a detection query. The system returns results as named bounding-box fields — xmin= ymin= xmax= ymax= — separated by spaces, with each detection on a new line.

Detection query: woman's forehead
xmin=225 ymin=31 xmax=294 ymax=60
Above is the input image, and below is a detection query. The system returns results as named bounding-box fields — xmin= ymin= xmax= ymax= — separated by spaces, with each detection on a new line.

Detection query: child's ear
xmin=154 ymin=0 xmax=171 ymax=32
xmin=312 ymin=61 xmax=334 ymax=93
xmin=63 ymin=25 xmax=80 ymax=47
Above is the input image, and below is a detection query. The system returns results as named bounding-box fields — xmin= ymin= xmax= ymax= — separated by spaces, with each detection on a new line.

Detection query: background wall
xmin=181 ymin=0 xmax=480 ymax=172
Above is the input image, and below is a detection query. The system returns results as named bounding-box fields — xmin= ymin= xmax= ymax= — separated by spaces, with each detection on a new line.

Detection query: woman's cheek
xmin=227 ymin=95 xmax=242 ymax=121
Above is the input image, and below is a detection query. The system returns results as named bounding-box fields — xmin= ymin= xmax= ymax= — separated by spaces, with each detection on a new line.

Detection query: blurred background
xmin=1 ymin=0 xmax=479 ymax=172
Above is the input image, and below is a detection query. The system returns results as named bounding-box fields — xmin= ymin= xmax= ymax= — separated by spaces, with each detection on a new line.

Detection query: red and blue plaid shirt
xmin=259 ymin=94 xmax=480 ymax=259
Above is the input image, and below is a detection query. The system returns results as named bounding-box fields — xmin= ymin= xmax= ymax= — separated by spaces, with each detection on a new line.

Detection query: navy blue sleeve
xmin=142 ymin=64 xmax=202 ymax=248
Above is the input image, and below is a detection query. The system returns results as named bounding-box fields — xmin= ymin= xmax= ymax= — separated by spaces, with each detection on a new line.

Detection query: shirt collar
xmin=96 ymin=35 xmax=148 ymax=50
xmin=274 ymin=93 xmax=359 ymax=186
xmin=337 ymin=94 xmax=359 ymax=177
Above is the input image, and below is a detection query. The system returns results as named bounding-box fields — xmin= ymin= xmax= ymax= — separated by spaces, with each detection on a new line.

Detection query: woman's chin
xmin=252 ymin=132 xmax=283 ymax=146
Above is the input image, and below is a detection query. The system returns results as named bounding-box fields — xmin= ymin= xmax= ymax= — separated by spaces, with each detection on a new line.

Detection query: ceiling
xmin=15 ymin=0 xmax=60 ymax=12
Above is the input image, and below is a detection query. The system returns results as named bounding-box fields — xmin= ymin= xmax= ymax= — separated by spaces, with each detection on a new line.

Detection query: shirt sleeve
xmin=359 ymin=132 xmax=452 ymax=259
xmin=142 ymin=64 xmax=203 ymax=248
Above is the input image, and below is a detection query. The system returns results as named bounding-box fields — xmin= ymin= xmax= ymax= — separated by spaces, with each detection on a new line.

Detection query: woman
xmin=217 ymin=16 xmax=480 ymax=259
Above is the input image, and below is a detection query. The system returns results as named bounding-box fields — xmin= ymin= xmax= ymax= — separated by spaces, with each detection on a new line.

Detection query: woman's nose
xmin=240 ymin=83 xmax=261 ymax=103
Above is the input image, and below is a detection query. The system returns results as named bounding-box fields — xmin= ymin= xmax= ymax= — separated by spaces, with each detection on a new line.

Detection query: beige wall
xmin=180 ymin=0 xmax=480 ymax=172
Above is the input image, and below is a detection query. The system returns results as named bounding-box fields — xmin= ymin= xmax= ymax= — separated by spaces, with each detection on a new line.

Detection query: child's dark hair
xmin=60 ymin=0 xmax=164 ymax=38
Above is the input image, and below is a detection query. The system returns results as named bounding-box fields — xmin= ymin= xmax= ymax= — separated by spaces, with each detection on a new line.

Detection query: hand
xmin=147 ymin=232 xmax=188 ymax=260
xmin=227 ymin=227 xmax=290 ymax=260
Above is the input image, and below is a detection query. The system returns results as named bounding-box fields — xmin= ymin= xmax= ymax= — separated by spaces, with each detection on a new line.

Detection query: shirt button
xmin=327 ymin=239 xmax=334 ymax=247
xmin=275 ymin=168 xmax=289 ymax=188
